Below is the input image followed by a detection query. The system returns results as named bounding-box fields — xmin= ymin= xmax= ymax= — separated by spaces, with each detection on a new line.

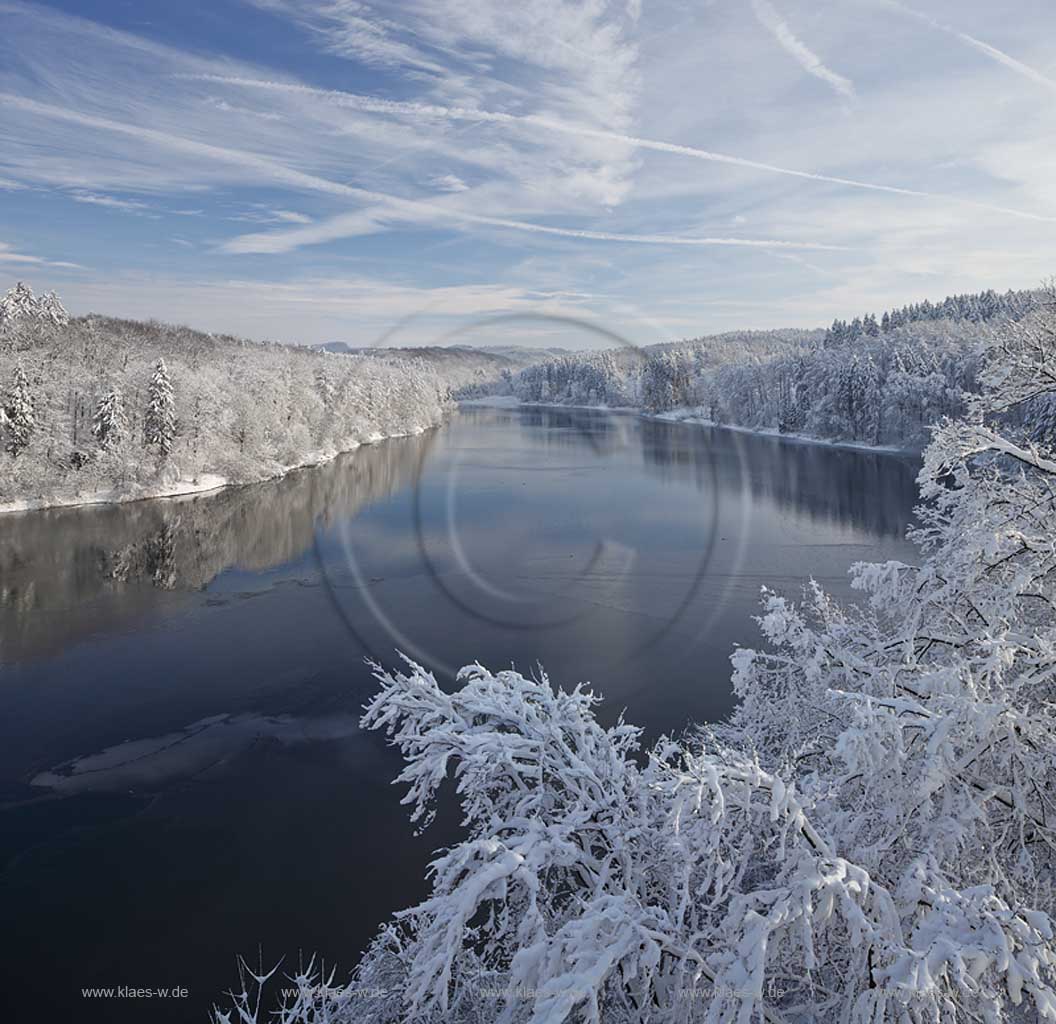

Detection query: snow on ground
xmin=0 ymin=426 xmax=433 ymax=516
xmin=0 ymin=474 xmax=228 ymax=515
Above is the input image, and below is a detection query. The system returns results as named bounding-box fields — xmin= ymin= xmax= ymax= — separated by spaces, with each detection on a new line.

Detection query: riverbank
xmin=0 ymin=308 xmax=464 ymax=520
xmin=650 ymin=408 xmax=918 ymax=455
xmin=459 ymin=396 xmax=921 ymax=456
xmin=0 ymin=425 xmax=436 ymax=516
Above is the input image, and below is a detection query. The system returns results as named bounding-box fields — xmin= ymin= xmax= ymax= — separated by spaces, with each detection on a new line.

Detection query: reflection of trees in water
xmin=503 ymin=406 xmax=918 ymax=539
xmin=505 ymin=405 xmax=631 ymax=457
xmin=637 ymin=419 xmax=919 ymax=539
xmin=110 ymin=517 xmax=182 ymax=590
xmin=0 ymin=432 xmax=429 ymax=658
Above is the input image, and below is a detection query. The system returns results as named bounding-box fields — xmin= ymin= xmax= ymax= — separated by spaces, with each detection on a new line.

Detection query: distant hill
xmin=316 ymin=341 xmax=570 ymax=365
xmin=311 ymin=342 xmax=567 ymax=397
xmin=477 ymin=345 xmax=574 ymax=361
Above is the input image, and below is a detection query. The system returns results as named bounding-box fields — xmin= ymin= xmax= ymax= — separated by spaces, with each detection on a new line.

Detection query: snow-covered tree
xmin=38 ymin=290 xmax=70 ymax=327
xmin=0 ymin=281 xmax=39 ymax=324
xmin=92 ymin=387 xmax=127 ymax=450
xmin=315 ymin=366 xmax=336 ymax=409
xmin=144 ymin=357 xmax=176 ymax=457
xmin=640 ymin=353 xmax=678 ymax=412
xmin=500 ymin=305 xmax=1002 ymax=449
xmin=0 ymin=304 xmax=469 ymax=506
xmin=216 ymin=300 xmax=1056 ymax=1023
xmin=4 ymin=364 xmax=35 ymax=456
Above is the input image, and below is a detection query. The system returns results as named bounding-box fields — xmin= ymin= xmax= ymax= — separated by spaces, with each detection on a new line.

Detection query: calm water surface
xmin=0 ymin=406 xmax=921 ymax=1021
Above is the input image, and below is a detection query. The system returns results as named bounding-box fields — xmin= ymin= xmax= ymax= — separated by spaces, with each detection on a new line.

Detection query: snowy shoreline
xmin=0 ymin=425 xmax=434 ymax=517
xmin=460 ymin=396 xmax=921 ymax=456
xmin=650 ymin=408 xmax=920 ymax=455
xmin=1 ymin=397 xmax=916 ymax=518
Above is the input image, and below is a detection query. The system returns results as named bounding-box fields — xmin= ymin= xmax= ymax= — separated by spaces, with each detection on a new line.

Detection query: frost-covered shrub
xmin=217 ymin=300 xmax=1056 ymax=1022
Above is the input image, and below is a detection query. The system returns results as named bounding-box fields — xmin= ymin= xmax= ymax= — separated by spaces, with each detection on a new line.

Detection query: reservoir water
xmin=0 ymin=405 xmax=921 ymax=1021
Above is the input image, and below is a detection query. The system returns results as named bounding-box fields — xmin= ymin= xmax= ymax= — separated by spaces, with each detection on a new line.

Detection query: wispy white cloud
xmin=0 ymin=241 xmax=82 ymax=269
xmin=272 ymin=209 xmax=312 ymax=223
xmin=430 ymin=173 xmax=469 ymax=193
xmin=222 ymin=211 xmax=386 ymax=253
xmin=226 ymin=206 xmax=314 ymax=224
xmin=187 ymin=74 xmax=1056 ymax=224
xmin=749 ymin=0 xmax=854 ymax=99
xmin=766 ymin=249 xmax=832 ymax=277
xmin=247 ymin=0 xmax=451 ymax=75
xmin=246 ymin=0 xmax=642 ymax=205
xmin=0 ymin=244 xmax=44 ymax=265
xmin=221 ymin=204 xmax=847 ymax=255
xmin=0 ymin=92 xmax=845 ymax=255
xmin=52 ymin=272 xmax=623 ymax=346
xmin=0 ymin=92 xmax=369 ymax=199
xmin=204 ymin=96 xmax=285 ymax=121
xmin=403 ymin=219 xmax=849 ymax=253
xmin=68 ymin=190 xmax=153 ymax=213
xmin=1 ymin=0 xmax=1055 ymax=346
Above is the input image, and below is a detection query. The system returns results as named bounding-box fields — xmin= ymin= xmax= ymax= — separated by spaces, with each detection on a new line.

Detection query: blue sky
xmin=1 ymin=0 xmax=1054 ymax=348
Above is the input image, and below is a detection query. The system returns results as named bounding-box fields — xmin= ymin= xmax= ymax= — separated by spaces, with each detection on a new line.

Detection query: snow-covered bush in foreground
xmin=216 ymin=303 xmax=1056 ymax=1022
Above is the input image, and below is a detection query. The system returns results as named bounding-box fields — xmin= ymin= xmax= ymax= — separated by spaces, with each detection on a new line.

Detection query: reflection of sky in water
xmin=320 ymin=407 xmax=919 ymax=721
xmin=0 ymin=405 xmax=921 ymax=1023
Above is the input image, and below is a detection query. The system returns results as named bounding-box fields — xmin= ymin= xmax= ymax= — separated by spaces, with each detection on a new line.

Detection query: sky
xmin=1 ymin=0 xmax=1054 ymax=349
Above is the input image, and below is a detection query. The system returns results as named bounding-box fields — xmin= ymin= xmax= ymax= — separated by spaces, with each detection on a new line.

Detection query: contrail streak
xmin=186 ymin=73 xmax=1056 ymax=224
xmin=749 ymin=0 xmax=855 ymax=99
xmin=883 ymin=1 xmax=1056 ymax=92
xmin=0 ymin=93 xmax=845 ymax=252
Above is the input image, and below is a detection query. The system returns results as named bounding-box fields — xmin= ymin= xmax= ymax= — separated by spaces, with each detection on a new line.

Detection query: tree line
xmin=504 ymin=287 xmax=1045 ymax=448
xmin=822 ymin=286 xmax=1036 ymax=348
xmin=0 ymin=283 xmax=469 ymax=507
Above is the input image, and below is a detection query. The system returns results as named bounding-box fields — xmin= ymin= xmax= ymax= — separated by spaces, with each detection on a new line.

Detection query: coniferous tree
xmin=39 ymin=291 xmax=70 ymax=327
xmin=0 ymin=282 xmax=38 ymax=325
xmin=92 ymin=387 xmax=128 ymax=450
xmin=144 ymin=357 xmax=176 ymax=458
xmin=315 ymin=367 xmax=336 ymax=410
xmin=4 ymin=364 xmax=35 ymax=456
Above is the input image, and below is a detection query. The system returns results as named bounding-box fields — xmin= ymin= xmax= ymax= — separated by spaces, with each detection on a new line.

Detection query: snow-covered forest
xmin=505 ymin=288 xmax=1040 ymax=449
xmin=216 ymin=297 xmax=1056 ymax=1022
xmin=0 ymin=283 xmax=474 ymax=510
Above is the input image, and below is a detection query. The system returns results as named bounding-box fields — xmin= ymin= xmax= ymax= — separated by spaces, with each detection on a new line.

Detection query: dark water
xmin=0 ymin=406 xmax=920 ymax=1022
